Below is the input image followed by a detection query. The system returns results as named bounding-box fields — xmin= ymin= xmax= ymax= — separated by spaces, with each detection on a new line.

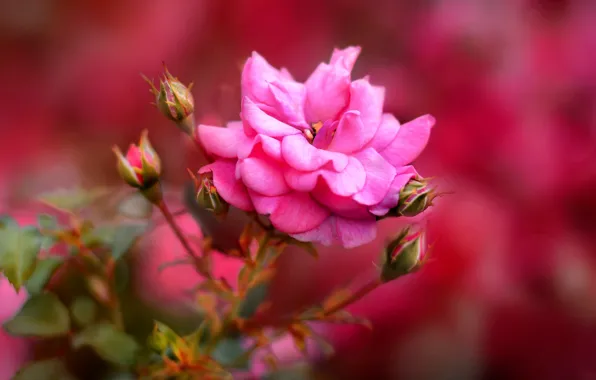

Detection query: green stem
xmin=157 ymin=200 xmax=210 ymax=278
xmin=322 ymin=279 xmax=381 ymax=316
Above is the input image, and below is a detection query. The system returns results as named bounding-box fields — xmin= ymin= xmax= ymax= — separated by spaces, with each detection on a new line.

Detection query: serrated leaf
xmin=25 ymin=256 xmax=64 ymax=295
xmin=237 ymin=282 xmax=269 ymax=319
xmin=70 ymin=296 xmax=97 ymax=327
xmin=38 ymin=188 xmax=107 ymax=212
xmin=38 ymin=214 xmax=58 ymax=230
xmin=0 ymin=225 xmax=41 ymax=291
xmin=111 ymin=223 xmax=147 ymax=260
xmin=73 ymin=323 xmax=140 ymax=367
xmin=12 ymin=359 xmax=76 ymax=380
xmin=4 ymin=293 xmax=70 ymax=337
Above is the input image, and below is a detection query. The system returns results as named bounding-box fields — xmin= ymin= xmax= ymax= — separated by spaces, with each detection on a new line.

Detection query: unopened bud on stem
xmin=192 ymin=171 xmax=229 ymax=218
xmin=394 ymin=176 xmax=436 ymax=217
xmin=113 ymin=130 xmax=163 ymax=204
xmin=380 ymin=226 xmax=427 ymax=282
xmin=143 ymin=65 xmax=195 ymax=135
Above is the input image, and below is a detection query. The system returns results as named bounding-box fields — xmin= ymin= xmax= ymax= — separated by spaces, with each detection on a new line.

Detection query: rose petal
xmin=330 ymin=46 xmax=362 ymax=72
xmin=284 ymin=156 xmax=366 ymax=196
xmin=241 ymin=52 xmax=283 ymax=105
xmin=248 ymin=190 xmax=283 ymax=215
xmin=269 ymin=192 xmax=329 ymax=234
xmin=199 ymin=160 xmax=254 ymax=211
xmin=352 ymin=148 xmax=397 ymax=206
xmin=291 ymin=215 xmax=377 ymax=248
xmin=369 ymin=165 xmax=418 ymax=216
xmin=239 ymin=157 xmax=290 ymax=196
xmin=304 ymin=63 xmax=351 ymax=123
xmin=268 ymin=80 xmax=308 ymax=128
xmin=327 ymin=111 xmax=371 ymax=154
xmin=198 ymin=124 xmax=247 ymax=158
xmin=365 ymin=113 xmax=401 ymax=152
xmin=335 ymin=216 xmax=377 ymax=248
xmin=238 ymin=134 xmax=282 ymax=161
xmin=379 ymin=114 xmax=435 ymax=166
xmin=242 ymin=97 xmax=301 ymax=137
xmin=281 ymin=134 xmax=348 ymax=172
xmin=347 ymin=78 xmax=385 ymax=131
xmin=311 ymin=181 xmax=371 ymax=219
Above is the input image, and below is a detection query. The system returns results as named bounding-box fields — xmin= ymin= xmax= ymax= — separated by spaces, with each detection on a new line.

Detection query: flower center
xmin=309 ymin=120 xmax=337 ymax=149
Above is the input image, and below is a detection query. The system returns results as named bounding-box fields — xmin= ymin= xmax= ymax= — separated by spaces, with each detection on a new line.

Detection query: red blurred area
xmin=2 ymin=0 xmax=596 ymax=379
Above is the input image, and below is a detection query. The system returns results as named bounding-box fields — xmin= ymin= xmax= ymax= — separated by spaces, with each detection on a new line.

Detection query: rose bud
xmin=380 ymin=226 xmax=427 ymax=282
xmin=113 ymin=130 xmax=162 ymax=202
xmin=144 ymin=65 xmax=195 ymax=135
xmin=195 ymin=172 xmax=229 ymax=218
xmin=395 ymin=177 xmax=436 ymax=217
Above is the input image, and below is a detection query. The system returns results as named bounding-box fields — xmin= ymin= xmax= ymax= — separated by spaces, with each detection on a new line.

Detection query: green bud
xmin=380 ymin=227 xmax=426 ymax=282
xmin=113 ymin=130 xmax=162 ymax=190
xmin=195 ymin=172 xmax=229 ymax=218
xmin=395 ymin=177 xmax=435 ymax=217
xmin=144 ymin=66 xmax=195 ymax=135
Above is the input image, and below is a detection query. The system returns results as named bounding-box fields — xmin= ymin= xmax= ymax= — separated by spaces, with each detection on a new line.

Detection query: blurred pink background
xmin=2 ymin=0 xmax=596 ymax=379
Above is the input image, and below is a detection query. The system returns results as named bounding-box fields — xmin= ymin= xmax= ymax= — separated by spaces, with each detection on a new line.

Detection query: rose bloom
xmin=198 ymin=47 xmax=434 ymax=248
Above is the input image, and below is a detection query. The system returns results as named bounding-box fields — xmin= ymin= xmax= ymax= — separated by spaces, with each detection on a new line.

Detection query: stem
xmin=106 ymin=258 xmax=125 ymax=330
xmin=157 ymin=200 xmax=210 ymax=278
xmin=322 ymin=279 xmax=381 ymax=316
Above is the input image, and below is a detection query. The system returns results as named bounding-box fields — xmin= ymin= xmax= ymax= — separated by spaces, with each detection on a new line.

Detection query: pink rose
xmin=198 ymin=47 xmax=434 ymax=248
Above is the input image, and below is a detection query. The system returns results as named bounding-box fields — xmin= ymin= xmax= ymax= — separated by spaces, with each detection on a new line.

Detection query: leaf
xmin=38 ymin=214 xmax=58 ymax=230
xmin=212 ymin=338 xmax=247 ymax=368
xmin=73 ymin=323 xmax=140 ymax=367
xmin=70 ymin=296 xmax=97 ymax=327
xmin=25 ymin=256 xmax=64 ymax=295
xmin=4 ymin=293 xmax=70 ymax=337
xmin=0 ymin=224 xmax=41 ymax=291
xmin=263 ymin=364 xmax=313 ymax=380
xmin=111 ymin=223 xmax=147 ymax=260
xmin=148 ymin=321 xmax=180 ymax=353
xmin=38 ymin=187 xmax=108 ymax=212
xmin=117 ymin=193 xmax=153 ymax=219
xmin=237 ymin=282 xmax=269 ymax=319
xmin=80 ymin=225 xmax=117 ymax=248
xmin=12 ymin=359 xmax=76 ymax=380
xmin=0 ymin=215 xmax=16 ymax=228
xmin=114 ymin=260 xmax=130 ymax=294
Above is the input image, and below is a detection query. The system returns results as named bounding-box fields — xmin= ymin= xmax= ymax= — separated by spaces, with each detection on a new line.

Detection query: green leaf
xmin=80 ymin=225 xmax=117 ymax=248
xmin=237 ymin=282 xmax=269 ymax=319
xmin=262 ymin=364 xmax=313 ymax=380
xmin=114 ymin=260 xmax=130 ymax=294
xmin=12 ymin=359 xmax=76 ymax=380
xmin=38 ymin=214 xmax=58 ymax=230
xmin=0 ymin=215 xmax=16 ymax=228
xmin=111 ymin=223 xmax=147 ymax=260
xmin=4 ymin=293 xmax=70 ymax=337
xmin=73 ymin=323 xmax=140 ymax=367
xmin=25 ymin=256 xmax=64 ymax=295
xmin=38 ymin=187 xmax=107 ymax=212
xmin=0 ymin=224 xmax=41 ymax=291
xmin=117 ymin=193 xmax=153 ymax=219
xmin=70 ymin=296 xmax=97 ymax=327
xmin=212 ymin=338 xmax=247 ymax=368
